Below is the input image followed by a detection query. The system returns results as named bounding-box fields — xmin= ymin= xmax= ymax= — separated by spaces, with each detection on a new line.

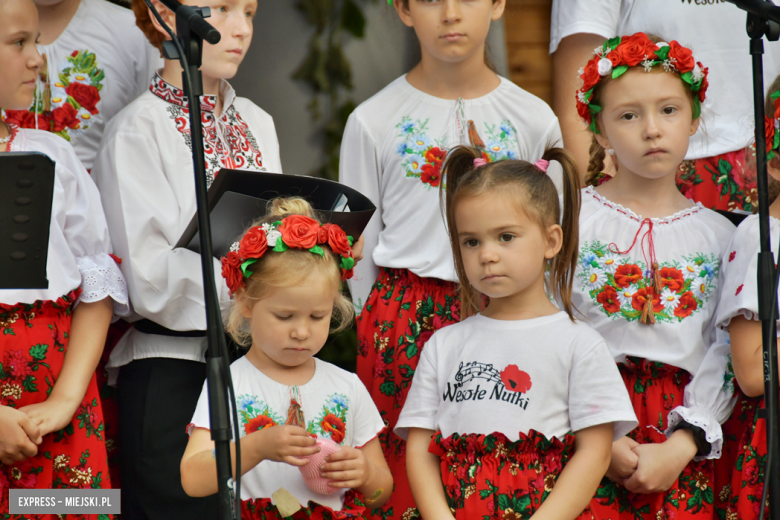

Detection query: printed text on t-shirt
xmin=443 ymin=361 xmax=532 ymax=410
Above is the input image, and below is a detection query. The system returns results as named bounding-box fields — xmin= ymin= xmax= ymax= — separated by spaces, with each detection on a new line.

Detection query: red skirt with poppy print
xmin=240 ymin=490 xmax=366 ymax=520
xmin=0 ymin=292 xmax=113 ymax=519
xmin=722 ymin=391 xmax=769 ymax=519
xmin=676 ymin=146 xmax=758 ymax=212
xmin=356 ymin=268 xmax=460 ymax=520
xmin=589 ymin=357 xmax=715 ymax=520
xmin=429 ymin=430 xmax=593 ymax=520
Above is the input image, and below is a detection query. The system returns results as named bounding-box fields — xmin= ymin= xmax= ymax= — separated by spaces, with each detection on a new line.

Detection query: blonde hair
xmin=225 ymin=197 xmax=354 ymax=347
xmin=441 ymin=146 xmax=581 ymax=320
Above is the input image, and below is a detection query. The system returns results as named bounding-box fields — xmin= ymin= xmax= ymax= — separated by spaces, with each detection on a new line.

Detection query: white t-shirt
xmin=716 ymin=214 xmax=780 ymax=331
xmin=1 ymin=0 xmax=162 ymax=171
xmin=1 ymin=127 xmax=128 ymax=314
xmin=189 ymin=357 xmax=385 ymax=510
xmin=91 ymin=74 xmax=283 ymax=380
xmin=394 ymin=312 xmax=638 ymax=443
xmin=549 ymin=0 xmax=780 ymax=160
xmin=339 ymin=75 xmax=563 ymax=313
xmin=572 ymin=187 xmax=736 ymax=458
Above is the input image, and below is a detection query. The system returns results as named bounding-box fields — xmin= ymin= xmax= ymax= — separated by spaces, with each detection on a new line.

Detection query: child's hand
xmin=605 ymin=436 xmax=639 ymax=485
xmin=254 ymin=425 xmax=320 ymax=466
xmin=0 ymin=406 xmax=42 ymax=464
xmin=624 ymin=431 xmax=697 ymax=494
xmin=19 ymin=397 xmax=79 ymax=438
xmin=320 ymin=446 xmax=371 ymax=490
xmin=352 ymin=235 xmax=365 ymax=263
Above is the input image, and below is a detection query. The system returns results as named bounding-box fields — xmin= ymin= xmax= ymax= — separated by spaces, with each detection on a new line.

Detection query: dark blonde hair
xmin=441 ymin=147 xmax=581 ymax=320
xmin=584 ymin=34 xmax=700 ymax=187
xmin=225 ymin=197 xmax=354 ymax=347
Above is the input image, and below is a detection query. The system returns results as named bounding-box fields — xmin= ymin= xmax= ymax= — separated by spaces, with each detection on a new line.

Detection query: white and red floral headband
xmin=221 ymin=215 xmax=355 ymax=295
xmin=576 ymin=32 xmax=709 ymax=134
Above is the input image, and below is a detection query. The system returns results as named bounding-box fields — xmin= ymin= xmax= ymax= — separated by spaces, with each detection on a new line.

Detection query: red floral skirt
xmin=240 ymin=490 xmax=366 ymax=519
xmin=722 ymin=390 xmax=768 ymax=519
xmin=676 ymin=146 xmax=757 ymax=212
xmin=429 ymin=430 xmax=593 ymax=520
xmin=590 ymin=357 xmax=715 ymax=520
xmin=356 ymin=268 xmax=460 ymax=520
xmin=0 ymin=292 xmax=112 ymax=519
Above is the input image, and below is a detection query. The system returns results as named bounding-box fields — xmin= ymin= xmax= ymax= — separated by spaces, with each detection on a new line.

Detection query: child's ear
xmin=393 ymin=0 xmax=414 ymax=28
xmin=235 ymin=289 xmax=253 ymax=319
xmin=594 ymin=131 xmax=611 ymax=155
xmin=148 ymin=0 xmax=176 ymax=41
xmin=690 ymin=115 xmax=701 ymax=136
xmin=545 ymin=224 xmax=563 ymax=260
xmin=491 ymin=0 xmax=507 ymax=21
xmin=769 ymin=155 xmax=780 ymax=182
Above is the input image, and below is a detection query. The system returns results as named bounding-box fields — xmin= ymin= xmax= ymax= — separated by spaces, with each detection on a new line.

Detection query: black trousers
xmin=117 ymin=358 xmax=220 ymax=519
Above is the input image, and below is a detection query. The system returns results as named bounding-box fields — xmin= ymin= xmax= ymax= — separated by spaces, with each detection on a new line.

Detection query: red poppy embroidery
xmin=597 ymin=285 xmax=621 ymax=314
xmin=320 ymin=413 xmax=346 ymax=444
xmin=674 ymin=291 xmax=698 ymax=318
xmin=244 ymin=415 xmax=277 ymax=435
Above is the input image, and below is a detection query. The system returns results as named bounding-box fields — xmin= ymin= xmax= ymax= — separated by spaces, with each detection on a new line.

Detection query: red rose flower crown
xmin=765 ymin=89 xmax=780 ymax=161
xmin=576 ymin=33 xmax=709 ymax=134
xmin=220 ymin=215 xmax=355 ymax=295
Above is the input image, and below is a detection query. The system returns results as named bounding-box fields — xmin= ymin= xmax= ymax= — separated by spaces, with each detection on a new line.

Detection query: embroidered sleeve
xmin=76 ymin=253 xmax=130 ymax=316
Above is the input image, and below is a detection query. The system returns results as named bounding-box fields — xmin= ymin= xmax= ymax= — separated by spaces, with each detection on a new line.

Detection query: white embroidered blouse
xmin=339 ymin=75 xmax=563 ymax=313
xmin=2 ymin=127 xmax=128 ymax=313
xmin=571 ymin=187 xmax=736 ymax=459
xmin=1 ymin=0 xmax=162 ymax=171
xmin=91 ymin=74 xmax=282 ymax=380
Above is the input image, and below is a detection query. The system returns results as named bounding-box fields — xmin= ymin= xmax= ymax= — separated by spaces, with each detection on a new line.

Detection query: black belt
xmin=133 ymin=319 xmax=206 ymax=338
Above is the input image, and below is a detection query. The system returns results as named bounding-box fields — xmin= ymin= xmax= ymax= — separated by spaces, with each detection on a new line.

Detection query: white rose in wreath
xmin=266 ymin=229 xmax=282 ymax=248
xmin=598 ymin=57 xmax=613 ymax=77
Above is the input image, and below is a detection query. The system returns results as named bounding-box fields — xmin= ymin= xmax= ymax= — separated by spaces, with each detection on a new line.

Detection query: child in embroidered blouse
xmin=180 ymin=198 xmax=392 ymax=519
xmin=395 ymin=146 xmax=637 ymax=520
xmin=714 ymin=75 xmax=780 ymax=519
xmin=340 ymin=2 xmax=563 ymax=517
xmin=0 ymin=0 xmax=128 ymax=500
xmin=570 ymin=33 xmax=736 ymax=519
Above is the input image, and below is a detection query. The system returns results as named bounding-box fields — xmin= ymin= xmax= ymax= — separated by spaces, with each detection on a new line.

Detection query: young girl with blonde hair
xmin=181 ymin=198 xmax=392 ymax=519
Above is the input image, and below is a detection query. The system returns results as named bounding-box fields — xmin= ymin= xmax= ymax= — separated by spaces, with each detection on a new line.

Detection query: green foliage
xmin=293 ymin=0 xmax=375 ymax=180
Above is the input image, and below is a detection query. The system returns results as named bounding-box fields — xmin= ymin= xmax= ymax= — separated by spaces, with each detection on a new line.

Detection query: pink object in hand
xmin=298 ymin=437 xmax=341 ymax=495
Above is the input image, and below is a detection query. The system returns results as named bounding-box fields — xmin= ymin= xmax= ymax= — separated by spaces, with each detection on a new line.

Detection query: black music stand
xmin=0 ymin=152 xmax=55 ymax=289
xmin=176 ymin=170 xmax=376 ymax=257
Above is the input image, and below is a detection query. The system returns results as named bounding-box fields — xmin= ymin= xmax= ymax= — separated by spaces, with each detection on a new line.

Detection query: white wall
xmin=232 ymin=2 xmax=508 ymax=178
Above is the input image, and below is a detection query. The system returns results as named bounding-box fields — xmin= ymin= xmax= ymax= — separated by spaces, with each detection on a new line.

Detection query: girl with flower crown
xmin=569 ymin=33 xmax=737 ymax=520
xmin=714 ymin=76 xmax=780 ymax=519
xmin=339 ymin=2 xmax=564 ymax=517
xmin=0 ymin=0 xmax=129 ymax=510
xmin=180 ymin=197 xmax=392 ymax=520
xmin=395 ymin=146 xmax=637 ymax=520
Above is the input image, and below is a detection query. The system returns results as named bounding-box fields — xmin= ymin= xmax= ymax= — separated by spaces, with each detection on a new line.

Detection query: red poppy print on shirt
xmin=500 ymin=365 xmax=532 ymax=393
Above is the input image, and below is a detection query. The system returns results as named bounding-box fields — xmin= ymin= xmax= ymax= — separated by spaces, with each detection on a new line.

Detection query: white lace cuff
xmin=665 ymin=406 xmax=723 ymax=461
xmin=76 ymin=254 xmax=130 ymax=316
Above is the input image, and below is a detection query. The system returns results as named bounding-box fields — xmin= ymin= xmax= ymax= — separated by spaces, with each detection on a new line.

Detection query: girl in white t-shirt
xmin=714 ymin=77 xmax=780 ymax=520
xmin=396 ymin=145 xmax=638 ymax=520
xmin=340 ymin=2 xmax=563 ymax=517
xmin=569 ymin=34 xmax=736 ymax=520
xmin=0 ymin=0 xmax=129 ymax=506
xmin=181 ymin=198 xmax=392 ymax=519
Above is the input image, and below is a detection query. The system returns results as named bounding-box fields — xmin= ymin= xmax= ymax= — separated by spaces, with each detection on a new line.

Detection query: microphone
xmin=156 ymin=0 xmax=221 ymax=45
xmin=725 ymin=0 xmax=780 ymax=24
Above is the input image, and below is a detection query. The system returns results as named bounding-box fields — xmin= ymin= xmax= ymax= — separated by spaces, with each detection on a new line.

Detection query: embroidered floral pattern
xmin=3 ymin=50 xmax=104 ymax=142
xmin=395 ymin=117 xmax=519 ymax=189
xmin=150 ymin=74 xmax=265 ymax=188
xmin=236 ymin=394 xmax=284 ymax=436
xmin=577 ymin=240 xmax=718 ymax=323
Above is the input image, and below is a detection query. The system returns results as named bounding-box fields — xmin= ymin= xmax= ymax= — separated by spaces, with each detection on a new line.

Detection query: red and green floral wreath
xmin=221 ymin=215 xmax=355 ymax=295
xmin=576 ymin=32 xmax=709 ymax=134
xmin=765 ymin=89 xmax=780 ymax=161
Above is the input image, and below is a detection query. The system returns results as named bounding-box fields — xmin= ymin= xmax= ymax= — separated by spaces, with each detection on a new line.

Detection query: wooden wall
xmin=504 ymin=0 xmax=553 ymax=104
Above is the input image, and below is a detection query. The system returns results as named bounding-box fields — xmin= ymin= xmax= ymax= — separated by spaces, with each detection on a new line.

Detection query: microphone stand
xmin=726 ymin=2 xmax=780 ymax=519
xmin=142 ymin=1 xmax=241 ymax=518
